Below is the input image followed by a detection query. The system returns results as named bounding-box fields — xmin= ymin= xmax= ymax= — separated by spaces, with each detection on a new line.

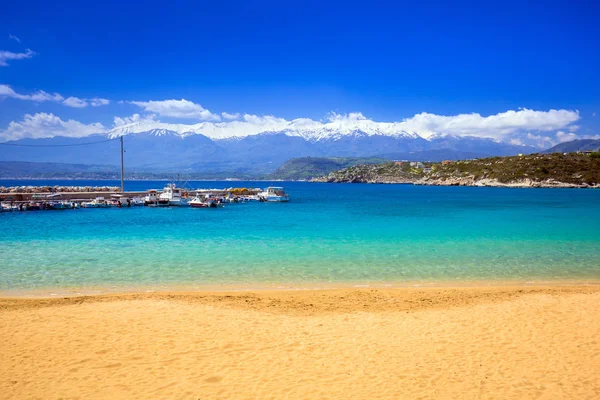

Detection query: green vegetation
xmin=313 ymin=153 xmax=600 ymax=187
xmin=312 ymin=161 xmax=430 ymax=183
xmin=270 ymin=157 xmax=387 ymax=180
xmin=426 ymin=153 xmax=600 ymax=185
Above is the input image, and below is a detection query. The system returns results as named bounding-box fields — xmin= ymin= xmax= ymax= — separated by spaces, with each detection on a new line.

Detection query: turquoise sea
xmin=1 ymin=180 xmax=599 ymax=294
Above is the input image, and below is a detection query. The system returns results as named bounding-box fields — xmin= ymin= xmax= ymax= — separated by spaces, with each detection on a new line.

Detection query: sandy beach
xmin=1 ymin=286 xmax=599 ymax=399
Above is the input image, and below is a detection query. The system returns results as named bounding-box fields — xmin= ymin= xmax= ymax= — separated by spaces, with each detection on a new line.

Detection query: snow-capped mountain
xmin=2 ymin=125 xmax=536 ymax=175
xmin=107 ymin=116 xmax=423 ymax=142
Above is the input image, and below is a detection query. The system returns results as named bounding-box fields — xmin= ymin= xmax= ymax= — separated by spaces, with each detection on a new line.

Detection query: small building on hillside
xmin=410 ymin=161 xmax=424 ymax=168
xmin=441 ymin=160 xmax=454 ymax=166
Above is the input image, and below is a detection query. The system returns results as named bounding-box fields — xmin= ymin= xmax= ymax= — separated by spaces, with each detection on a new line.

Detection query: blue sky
xmin=0 ymin=0 xmax=599 ymax=145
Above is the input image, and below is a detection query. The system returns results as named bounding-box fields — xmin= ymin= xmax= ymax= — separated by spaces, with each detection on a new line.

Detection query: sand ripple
xmin=1 ymin=287 xmax=599 ymax=399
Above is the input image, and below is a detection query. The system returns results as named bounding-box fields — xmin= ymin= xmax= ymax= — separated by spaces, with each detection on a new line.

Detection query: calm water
xmin=1 ymin=180 xmax=599 ymax=293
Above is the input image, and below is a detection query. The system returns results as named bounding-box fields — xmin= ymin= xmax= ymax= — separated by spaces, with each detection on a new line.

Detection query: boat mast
xmin=120 ymin=136 xmax=125 ymax=192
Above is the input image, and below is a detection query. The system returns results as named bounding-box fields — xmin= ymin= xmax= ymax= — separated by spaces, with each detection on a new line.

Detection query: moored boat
xmin=110 ymin=194 xmax=130 ymax=207
xmin=131 ymin=197 xmax=144 ymax=206
xmin=82 ymin=197 xmax=110 ymax=208
xmin=144 ymin=190 xmax=160 ymax=207
xmin=258 ymin=186 xmax=290 ymax=202
xmin=159 ymin=183 xmax=189 ymax=206
xmin=189 ymin=192 xmax=223 ymax=208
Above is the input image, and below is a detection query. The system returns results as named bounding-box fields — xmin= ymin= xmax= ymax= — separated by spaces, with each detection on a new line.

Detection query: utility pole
xmin=120 ymin=136 xmax=125 ymax=192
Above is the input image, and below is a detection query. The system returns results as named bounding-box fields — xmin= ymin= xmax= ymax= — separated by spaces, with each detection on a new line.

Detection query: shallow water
xmin=1 ymin=180 xmax=599 ymax=292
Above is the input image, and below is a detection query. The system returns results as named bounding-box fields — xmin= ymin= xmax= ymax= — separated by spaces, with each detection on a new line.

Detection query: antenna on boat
xmin=120 ymin=136 xmax=125 ymax=192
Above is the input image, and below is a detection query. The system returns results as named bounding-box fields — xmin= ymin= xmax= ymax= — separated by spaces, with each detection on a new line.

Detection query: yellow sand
xmin=1 ymin=286 xmax=599 ymax=399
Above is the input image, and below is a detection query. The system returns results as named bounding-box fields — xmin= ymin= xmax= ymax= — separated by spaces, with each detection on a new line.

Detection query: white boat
xmin=258 ymin=187 xmax=290 ymax=202
xmin=1 ymin=202 xmax=18 ymax=212
xmin=189 ymin=195 xmax=210 ymax=208
xmin=43 ymin=194 xmax=68 ymax=210
xmin=159 ymin=183 xmax=189 ymax=206
xmin=48 ymin=201 xmax=69 ymax=210
xmin=144 ymin=190 xmax=160 ymax=207
xmin=189 ymin=193 xmax=223 ymax=208
xmin=131 ymin=197 xmax=144 ymax=206
xmin=110 ymin=194 xmax=130 ymax=207
xmin=82 ymin=197 xmax=110 ymax=208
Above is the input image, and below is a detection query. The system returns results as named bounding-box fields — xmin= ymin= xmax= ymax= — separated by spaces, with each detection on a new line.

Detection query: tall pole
xmin=120 ymin=136 xmax=125 ymax=193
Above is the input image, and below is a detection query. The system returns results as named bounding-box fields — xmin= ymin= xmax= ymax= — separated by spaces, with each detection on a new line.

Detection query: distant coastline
xmin=311 ymin=152 xmax=600 ymax=188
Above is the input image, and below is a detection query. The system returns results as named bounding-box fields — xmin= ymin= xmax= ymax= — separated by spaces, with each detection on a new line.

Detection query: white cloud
xmin=509 ymin=138 xmax=524 ymax=146
xmin=242 ymin=114 xmax=287 ymax=126
xmin=8 ymin=34 xmax=21 ymax=43
xmin=90 ymin=98 xmax=110 ymax=107
xmin=0 ymin=113 xmax=105 ymax=141
xmin=63 ymin=96 xmax=88 ymax=108
xmin=327 ymin=111 xmax=367 ymax=122
xmin=555 ymin=131 xmax=580 ymax=143
xmin=222 ymin=112 xmax=240 ymax=120
xmin=129 ymin=99 xmax=220 ymax=121
xmin=103 ymin=108 xmax=581 ymax=145
xmin=0 ymin=48 xmax=35 ymax=66
xmin=400 ymin=109 xmax=580 ymax=140
xmin=0 ymin=84 xmax=64 ymax=102
xmin=0 ymin=84 xmax=110 ymax=108
xmin=113 ymin=113 xmax=153 ymax=127
xmin=0 ymin=107 xmax=583 ymax=149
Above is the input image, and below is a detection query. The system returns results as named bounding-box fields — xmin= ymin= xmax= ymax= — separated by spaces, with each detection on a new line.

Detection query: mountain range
xmin=541 ymin=139 xmax=600 ymax=154
xmin=0 ymin=124 xmax=540 ymax=176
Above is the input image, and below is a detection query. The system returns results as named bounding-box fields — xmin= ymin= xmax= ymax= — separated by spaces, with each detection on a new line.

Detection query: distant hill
xmin=270 ymin=157 xmax=387 ymax=180
xmin=0 ymin=161 xmax=256 ymax=180
xmin=313 ymin=153 xmax=600 ymax=187
xmin=0 ymin=161 xmax=119 ymax=179
xmin=542 ymin=139 xmax=600 ymax=154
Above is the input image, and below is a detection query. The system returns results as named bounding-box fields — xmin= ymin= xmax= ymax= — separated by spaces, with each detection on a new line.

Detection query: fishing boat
xmin=82 ymin=197 xmax=110 ymax=208
xmin=1 ymin=202 xmax=19 ymax=212
xmin=46 ymin=193 xmax=74 ymax=210
xmin=258 ymin=187 xmax=290 ymax=202
xmin=189 ymin=195 xmax=210 ymax=208
xmin=110 ymin=194 xmax=130 ymax=207
xmin=159 ymin=183 xmax=189 ymax=206
xmin=131 ymin=197 xmax=144 ymax=206
xmin=144 ymin=190 xmax=160 ymax=207
xmin=189 ymin=193 xmax=223 ymax=208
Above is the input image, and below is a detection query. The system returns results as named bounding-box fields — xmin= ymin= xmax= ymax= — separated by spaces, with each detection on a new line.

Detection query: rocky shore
xmin=416 ymin=177 xmax=598 ymax=188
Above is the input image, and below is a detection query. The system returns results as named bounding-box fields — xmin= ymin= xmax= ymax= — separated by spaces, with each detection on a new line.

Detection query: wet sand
xmin=1 ymin=286 xmax=599 ymax=399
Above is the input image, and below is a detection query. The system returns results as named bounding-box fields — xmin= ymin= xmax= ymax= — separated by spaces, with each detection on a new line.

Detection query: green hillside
xmin=313 ymin=153 xmax=600 ymax=187
xmin=270 ymin=157 xmax=387 ymax=180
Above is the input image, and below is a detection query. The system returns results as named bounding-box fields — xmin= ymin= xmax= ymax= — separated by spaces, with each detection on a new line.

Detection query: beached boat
xmin=258 ymin=187 xmax=290 ymax=202
xmin=159 ymin=184 xmax=189 ymax=206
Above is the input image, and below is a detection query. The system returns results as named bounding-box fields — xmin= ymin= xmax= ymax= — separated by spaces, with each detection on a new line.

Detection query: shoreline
xmin=2 ymin=284 xmax=599 ymax=313
xmin=2 ymin=278 xmax=599 ymax=299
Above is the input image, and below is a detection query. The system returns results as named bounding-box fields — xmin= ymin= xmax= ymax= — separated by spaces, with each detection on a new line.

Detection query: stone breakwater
xmin=0 ymin=186 xmax=120 ymax=194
